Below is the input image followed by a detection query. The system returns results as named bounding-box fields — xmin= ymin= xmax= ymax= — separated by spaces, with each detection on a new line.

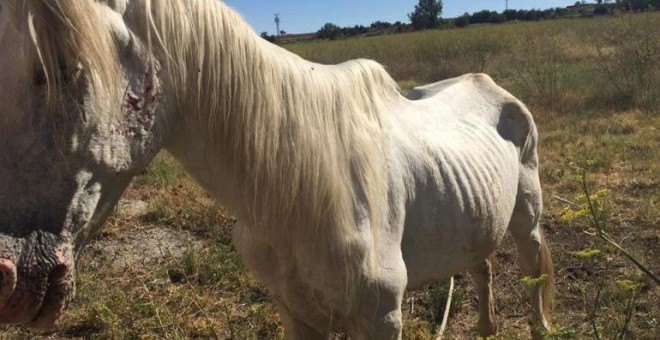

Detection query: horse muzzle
xmin=0 ymin=238 xmax=75 ymax=329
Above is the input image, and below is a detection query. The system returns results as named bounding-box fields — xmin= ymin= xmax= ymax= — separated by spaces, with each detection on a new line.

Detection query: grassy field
xmin=3 ymin=13 xmax=658 ymax=339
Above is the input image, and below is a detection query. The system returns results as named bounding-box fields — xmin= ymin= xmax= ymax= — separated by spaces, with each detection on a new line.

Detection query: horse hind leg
xmin=468 ymin=258 xmax=498 ymax=338
xmin=508 ymin=172 xmax=554 ymax=338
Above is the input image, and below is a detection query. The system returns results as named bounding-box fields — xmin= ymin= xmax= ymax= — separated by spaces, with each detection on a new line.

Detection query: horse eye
xmin=33 ymin=62 xmax=71 ymax=87
xmin=33 ymin=68 xmax=47 ymax=87
xmin=58 ymin=61 xmax=71 ymax=81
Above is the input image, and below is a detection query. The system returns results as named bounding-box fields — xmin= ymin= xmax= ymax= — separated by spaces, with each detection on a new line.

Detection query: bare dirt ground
xmin=86 ymin=199 xmax=206 ymax=269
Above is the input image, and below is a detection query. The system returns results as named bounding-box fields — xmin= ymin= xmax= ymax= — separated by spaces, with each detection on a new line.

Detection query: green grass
xmin=2 ymin=13 xmax=658 ymax=339
xmin=287 ymin=13 xmax=659 ymax=111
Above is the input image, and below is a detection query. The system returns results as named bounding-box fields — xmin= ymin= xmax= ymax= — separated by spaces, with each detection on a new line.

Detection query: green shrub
xmin=596 ymin=15 xmax=659 ymax=108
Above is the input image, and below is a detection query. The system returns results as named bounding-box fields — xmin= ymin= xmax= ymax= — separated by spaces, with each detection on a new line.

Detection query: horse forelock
xmin=144 ymin=0 xmax=401 ymax=304
xmin=21 ymin=0 xmax=120 ymax=115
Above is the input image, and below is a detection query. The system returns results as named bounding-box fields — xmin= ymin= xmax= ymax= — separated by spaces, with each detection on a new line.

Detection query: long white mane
xmin=20 ymin=0 xmax=120 ymax=112
xmin=20 ymin=0 xmax=404 ymax=302
xmin=143 ymin=0 xmax=402 ymax=288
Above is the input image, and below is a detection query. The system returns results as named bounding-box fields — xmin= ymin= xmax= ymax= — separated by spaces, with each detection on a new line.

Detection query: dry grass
xmin=2 ymin=13 xmax=658 ymax=339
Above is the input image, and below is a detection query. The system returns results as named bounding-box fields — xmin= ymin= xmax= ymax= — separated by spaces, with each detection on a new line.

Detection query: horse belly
xmin=400 ymin=136 xmax=519 ymax=290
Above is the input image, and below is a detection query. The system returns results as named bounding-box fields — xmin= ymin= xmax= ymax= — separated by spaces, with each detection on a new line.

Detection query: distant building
xmin=276 ymin=32 xmax=317 ymax=44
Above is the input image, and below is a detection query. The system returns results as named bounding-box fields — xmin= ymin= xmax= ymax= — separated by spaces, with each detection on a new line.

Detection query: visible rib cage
xmin=431 ymin=119 xmax=518 ymax=226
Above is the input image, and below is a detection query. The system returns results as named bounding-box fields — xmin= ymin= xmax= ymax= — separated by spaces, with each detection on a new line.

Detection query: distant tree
xmin=517 ymin=9 xmax=544 ymax=21
xmin=341 ymin=25 xmax=368 ymax=37
xmin=370 ymin=21 xmax=392 ymax=31
xmin=489 ymin=12 xmax=506 ymax=23
xmin=280 ymin=30 xmax=287 ymax=36
xmin=356 ymin=25 xmax=369 ymax=34
xmin=470 ymin=10 xmax=499 ymax=24
xmin=554 ymin=7 xmax=570 ymax=17
xmin=594 ymin=5 xmax=609 ymax=14
xmin=408 ymin=0 xmax=443 ymax=30
xmin=455 ymin=13 xmax=471 ymax=27
xmin=393 ymin=21 xmax=404 ymax=33
xmin=260 ymin=31 xmax=276 ymax=43
xmin=503 ymin=9 xmax=518 ymax=21
xmin=619 ymin=0 xmax=651 ymax=10
xmin=317 ymin=23 xmax=343 ymax=40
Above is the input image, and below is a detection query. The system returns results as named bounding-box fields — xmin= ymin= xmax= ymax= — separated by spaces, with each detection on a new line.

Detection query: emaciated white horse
xmin=0 ymin=0 xmax=553 ymax=338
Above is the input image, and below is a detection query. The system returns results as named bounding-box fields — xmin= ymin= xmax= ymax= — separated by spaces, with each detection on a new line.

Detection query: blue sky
xmin=223 ymin=1 xmax=580 ymax=34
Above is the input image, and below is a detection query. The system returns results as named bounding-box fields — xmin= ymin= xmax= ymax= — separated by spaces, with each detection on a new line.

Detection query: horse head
xmin=0 ymin=0 xmax=163 ymax=328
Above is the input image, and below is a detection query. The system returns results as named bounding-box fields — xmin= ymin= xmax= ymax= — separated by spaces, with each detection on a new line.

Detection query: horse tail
xmin=504 ymin=97 xmax=555 ymax=331
xmin=538 ymin=230 xmax=555 ymax=320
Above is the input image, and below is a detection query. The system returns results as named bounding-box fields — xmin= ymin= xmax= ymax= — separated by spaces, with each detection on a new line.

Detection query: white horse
xmin=0 ymin=0 xmax=553 ymax=338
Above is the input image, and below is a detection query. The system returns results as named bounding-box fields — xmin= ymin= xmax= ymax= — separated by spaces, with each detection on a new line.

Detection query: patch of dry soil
xmin=85 ymin=199 xmax=205 ymax=269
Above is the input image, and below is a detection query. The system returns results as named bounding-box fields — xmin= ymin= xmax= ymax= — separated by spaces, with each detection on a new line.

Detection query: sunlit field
xmin=3 ymin=13 xmax=658 ymax=339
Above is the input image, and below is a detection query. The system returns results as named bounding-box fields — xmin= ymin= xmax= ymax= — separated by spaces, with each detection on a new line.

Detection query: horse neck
xmin=157 ymin=5 xmax=316 ymax=216
xmin=156 ymin=2 xmax=397 ymax=268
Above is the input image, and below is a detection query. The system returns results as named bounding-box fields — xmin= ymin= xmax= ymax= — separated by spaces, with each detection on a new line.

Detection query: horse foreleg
xmin=347 ymin=258 xmax=406 ymax=340
xmin=276 ymin=301 xmax=328 ymax=340
xmin=348 ymin=304 xmax=404 ymax=340
xmin=468 ymin=258 xmax=498 ymax=337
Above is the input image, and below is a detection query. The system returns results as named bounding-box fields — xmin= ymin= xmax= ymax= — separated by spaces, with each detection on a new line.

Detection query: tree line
xmin=262 ymin=0 xmax=659 ymax=42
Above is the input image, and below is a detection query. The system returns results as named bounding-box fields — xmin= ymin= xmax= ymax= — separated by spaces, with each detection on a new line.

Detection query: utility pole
xmin=274 ymin=14 xmax=281 ymax=37
xmin=505 ymin=0 xmax=509 ymax=11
